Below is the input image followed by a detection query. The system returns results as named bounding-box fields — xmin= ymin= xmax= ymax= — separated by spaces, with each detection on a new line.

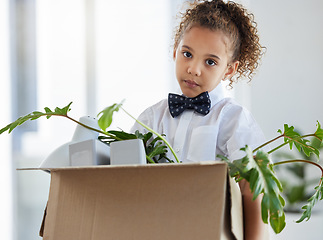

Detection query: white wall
xmin=247 ymin=0 xmax=323 ymax=140
xmin=95 ymin=0 xmax=174 ymax=131
xmin=0 ymin=1 xmax=13 ymax=239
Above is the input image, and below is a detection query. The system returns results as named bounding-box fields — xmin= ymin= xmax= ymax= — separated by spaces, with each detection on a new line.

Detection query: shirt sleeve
xmin=217 ymin=103 xmax=266 ymax=161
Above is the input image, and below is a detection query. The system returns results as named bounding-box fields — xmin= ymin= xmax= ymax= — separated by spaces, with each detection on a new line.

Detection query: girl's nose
xmin=187 ymin=63 xmax=201 ymax=77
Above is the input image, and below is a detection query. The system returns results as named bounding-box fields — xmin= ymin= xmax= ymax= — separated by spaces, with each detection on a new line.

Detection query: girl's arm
xmin=239 ymin=179 xmax=269 ymax=240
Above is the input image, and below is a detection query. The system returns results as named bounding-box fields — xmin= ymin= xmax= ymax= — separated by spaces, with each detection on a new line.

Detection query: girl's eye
xmin=183 ymin=51 xmax=192 ymax=58
xmin=206 ymin=59 xmax=216 ymax=66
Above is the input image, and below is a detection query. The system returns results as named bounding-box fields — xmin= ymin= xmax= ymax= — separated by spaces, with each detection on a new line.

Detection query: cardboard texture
xmin=40 ymin=162 xmax=243 ymax=240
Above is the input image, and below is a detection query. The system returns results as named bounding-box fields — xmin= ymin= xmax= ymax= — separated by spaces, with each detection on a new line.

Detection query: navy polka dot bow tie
xmin=168 ymin=91 xmax=211 ymax=118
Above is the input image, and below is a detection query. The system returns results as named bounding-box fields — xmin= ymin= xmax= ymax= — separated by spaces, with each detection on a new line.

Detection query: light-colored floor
xmin=269 ymin=208 xmax=323 ymax=240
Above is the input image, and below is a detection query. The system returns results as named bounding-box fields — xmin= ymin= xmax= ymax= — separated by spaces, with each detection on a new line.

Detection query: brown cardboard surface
xmin=41 ymin=162 xmax=243 ymax=240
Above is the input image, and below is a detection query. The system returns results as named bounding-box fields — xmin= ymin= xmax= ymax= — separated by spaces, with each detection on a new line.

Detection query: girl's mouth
xmin=184 ymin=80 xmax=199 ymax=88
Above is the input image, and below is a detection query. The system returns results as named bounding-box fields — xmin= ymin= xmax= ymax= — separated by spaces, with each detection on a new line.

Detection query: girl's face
xmin=174 ymin=26 xmax=239 ymax=98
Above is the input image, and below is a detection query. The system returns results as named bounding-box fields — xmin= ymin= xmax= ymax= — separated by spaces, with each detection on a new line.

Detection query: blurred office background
xmin=0 ymin=0 xmax=322 ymax=239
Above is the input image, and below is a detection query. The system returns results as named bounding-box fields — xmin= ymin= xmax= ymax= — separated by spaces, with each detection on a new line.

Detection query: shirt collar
xmin=208 ymin=82 xmax=226 ymax=108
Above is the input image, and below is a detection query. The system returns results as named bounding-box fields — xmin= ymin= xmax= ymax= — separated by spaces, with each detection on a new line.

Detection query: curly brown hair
xmin=174 ymin=0 xmax=265 ymax=86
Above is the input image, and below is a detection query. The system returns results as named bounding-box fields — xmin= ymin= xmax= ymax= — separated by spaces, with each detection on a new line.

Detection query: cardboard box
xmin=39 ymin=161 xmax=243 ymax=240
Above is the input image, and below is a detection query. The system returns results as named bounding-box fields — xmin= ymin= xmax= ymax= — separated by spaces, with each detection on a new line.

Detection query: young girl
xmin=131 ymin=0 xmax=268 ymax=239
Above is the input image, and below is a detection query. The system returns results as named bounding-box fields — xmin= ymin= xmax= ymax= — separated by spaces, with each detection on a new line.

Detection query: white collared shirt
xmin=130 ymin=83 xmax=266 ymax=163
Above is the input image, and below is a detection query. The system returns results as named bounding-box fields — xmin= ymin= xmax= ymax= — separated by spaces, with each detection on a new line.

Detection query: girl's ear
xmin=224 ymin=61 xmax=239 ymax=79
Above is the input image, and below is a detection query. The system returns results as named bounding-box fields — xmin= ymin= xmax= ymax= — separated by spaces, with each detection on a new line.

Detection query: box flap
xmin=228 ymin=175 xmax=244 ymax=239
xmin=41 ymin=162 xmax=242 ymax=240
xmin=39 ymin=203 xmax=47 ymax=237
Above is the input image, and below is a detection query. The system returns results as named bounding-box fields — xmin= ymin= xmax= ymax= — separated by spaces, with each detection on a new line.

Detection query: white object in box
xmin=69 ymin=139 xmax=110 ymax=166
xmin=110 ymin=139 xmax=146 ymax=165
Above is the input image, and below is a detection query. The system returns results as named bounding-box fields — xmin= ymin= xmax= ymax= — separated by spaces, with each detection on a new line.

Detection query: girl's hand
xmin=239 ymin=179 xmax=269 ymax=240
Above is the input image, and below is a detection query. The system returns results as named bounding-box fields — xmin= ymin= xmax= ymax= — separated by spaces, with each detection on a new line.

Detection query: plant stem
xmin=253 ymin=135 xmax=284 ymax=153
xmin=121 ymin=107 xmax=180 ymax=163
xmin=273 ymin=159 xmax=323 ymax=184
xmin=146 ymin=156 xmax=156 ymax=164
xmin=64 ymin=115 xmax=123 ymax=141
xmin=267 ymin=142 xmax=289 ymax=155
xmin=268 ymin=134 xmax=317 ymax=155
xmin=253 ymin=133 xmax=318 ymax=155
xmin=52 ymin=111 xmax=173 ymax=162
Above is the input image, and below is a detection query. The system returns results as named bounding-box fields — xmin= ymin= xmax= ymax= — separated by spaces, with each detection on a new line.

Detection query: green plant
xmin=0 ymin=102 xmax=178 ymax=164
xmin=1 ymin=102 xmax=323 ymax=234
xmin=274 ymin=136 xmax=323 ymax=211
xmin=97 ymin=102 xmax=180 ymax=163
xmin=219 ymin=124 xmax=323 ymax=233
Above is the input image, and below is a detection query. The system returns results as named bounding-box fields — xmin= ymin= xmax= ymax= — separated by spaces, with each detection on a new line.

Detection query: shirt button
xmin=175 ymin=148 xmax=180 ymax=153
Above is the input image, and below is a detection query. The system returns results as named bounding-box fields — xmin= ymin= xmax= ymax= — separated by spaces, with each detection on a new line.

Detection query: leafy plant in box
xmin=1 ymin=101 xmax=323 ymax=234
xmin=220 ymin=123 xmax=323 ymax=233
xmin=274 ymin=136 xmax=323 ymax=211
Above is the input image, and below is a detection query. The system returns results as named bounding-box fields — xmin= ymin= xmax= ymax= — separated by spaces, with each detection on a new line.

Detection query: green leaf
xmin=61 ymin=102 xmax=73 ymax=114
xmin=98 ymin=129 xmax=172 ymax=163
xmin=44 ymin=107 xmax=52 ymax=113
xmin=219 ymin=147 xmax=253 ymax=180
xmin=296 ymin=177 xmax=323 ymax=223
xmin=142 ymin=132 xmax=153 ymax=145
xmin=280 ymin=124 xmax=320 ymax=158
xmin=251 ymin=151 xmax=285 ymax=233
xmin=121 ymin=107 xmax=180 ymax=163
xmin=147 ymin=142 xmax=167 ymax=159
xmin=314 ymin=121 xmax=323 ymax=141
xmin=0 ymin=103 xmax=73 ymax=135
xmin=53 ymin=102 xmax=72 ymax=115
xmin=107 ymin=130 xmax=137 ymax=141
xmin=44 ymin=107 xmax=53 ymax=119
xmin=267 ymin=193 xmax=286 ymax=233
xmin=0 ymin=124 xmax=10 ymax=134
xmin=145 ymin=133 xmax=170 ymax=163
xmin=222 ymin=147 xmax=286 ymax=233
xmin=97 ymin=101 xmax=124 ymax=132
xmin=280 ymin=124 xmax=301 ymax=149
